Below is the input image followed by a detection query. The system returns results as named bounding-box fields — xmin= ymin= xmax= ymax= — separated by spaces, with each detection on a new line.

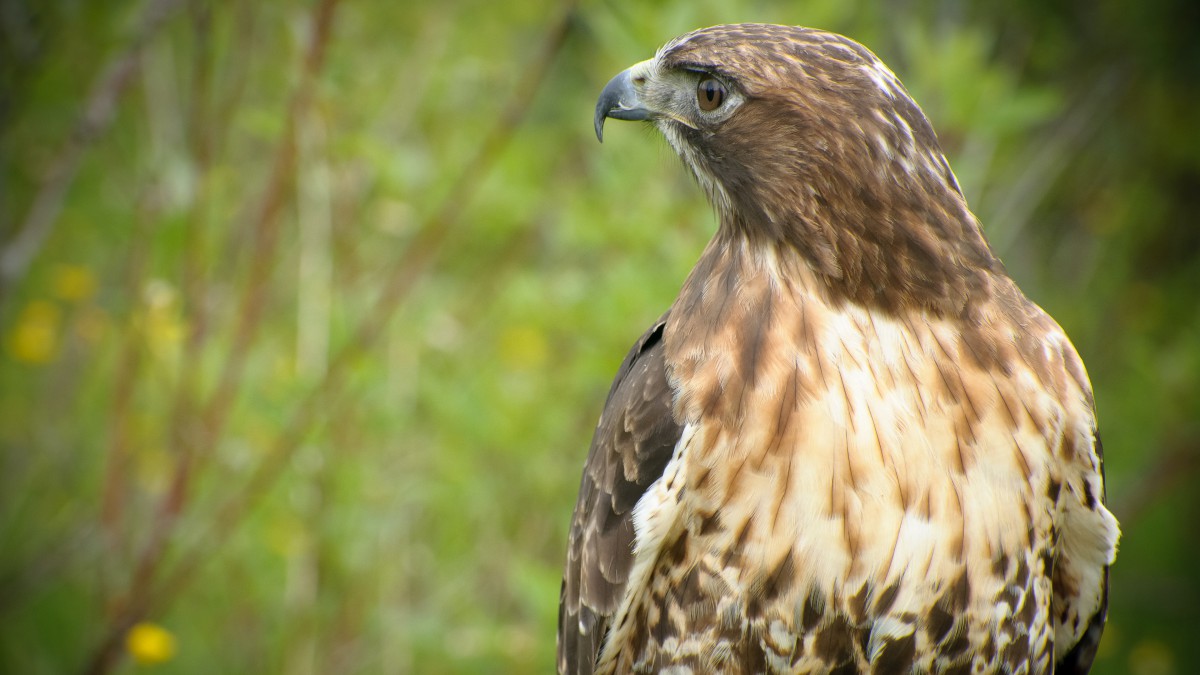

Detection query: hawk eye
xmin=696 ymin=76 xmax=726 ymax=111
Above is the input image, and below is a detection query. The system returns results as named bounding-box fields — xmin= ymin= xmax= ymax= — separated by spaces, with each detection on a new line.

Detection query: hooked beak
xmin=594 ymin=67 xmax=651 ymax=142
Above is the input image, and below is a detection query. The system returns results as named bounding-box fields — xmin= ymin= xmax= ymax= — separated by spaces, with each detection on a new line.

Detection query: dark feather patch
xmin=872 ymin=633 xmax=916 ymax=674
xmin=557 ymin=315 xmax=682 ymax=674
xmin=1056 ymin=566 xmax=1108 ymax=674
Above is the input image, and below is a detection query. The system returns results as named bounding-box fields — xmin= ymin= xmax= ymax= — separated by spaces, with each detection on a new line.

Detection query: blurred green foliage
xmin=1 ymin=0 xmax=1197 ymax=673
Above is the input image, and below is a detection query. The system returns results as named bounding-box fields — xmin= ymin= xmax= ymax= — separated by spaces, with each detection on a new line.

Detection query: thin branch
xmin=98 ymin=197 xmax=159 ymax=548
xmin=157 ymin=0 xmax=579 ymax=621
xmin=78 ymin=1 xmax=342 ymax=671
xmin=194 ymin=0 xmax=339 ymax=455
xmin=78 ymin=2 xmax=577 ymax=668
xmin=0 ymin=0 xmax=189 ymax=306
xmin=180 ymin=0 xmax=216 ymax=342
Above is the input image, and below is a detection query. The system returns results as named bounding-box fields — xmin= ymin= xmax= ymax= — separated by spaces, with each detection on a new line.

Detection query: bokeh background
xmin=2 ymin=0 xmax=1198 ymax=672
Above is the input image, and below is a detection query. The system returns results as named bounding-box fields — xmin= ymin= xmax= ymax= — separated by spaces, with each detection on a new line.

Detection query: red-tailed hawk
xmin=558 ymin=24 xmax=1119 ymax=675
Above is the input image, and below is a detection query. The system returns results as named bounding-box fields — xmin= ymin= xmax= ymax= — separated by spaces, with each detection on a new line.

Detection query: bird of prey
xmin=558 ymin=24 xmax=1119 ymax=675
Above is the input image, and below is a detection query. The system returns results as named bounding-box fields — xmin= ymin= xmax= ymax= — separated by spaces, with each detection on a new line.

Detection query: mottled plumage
xmin=560 ymin=24 xmax=1118 ymax=675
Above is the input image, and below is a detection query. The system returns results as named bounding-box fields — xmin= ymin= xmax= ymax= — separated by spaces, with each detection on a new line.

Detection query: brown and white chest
xmin=599 ymin=244 xmax=1095 ymax=673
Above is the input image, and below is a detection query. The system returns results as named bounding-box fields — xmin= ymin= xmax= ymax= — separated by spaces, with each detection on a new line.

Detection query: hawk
xmin=559 ymin=24 xmax=1119 ymax=675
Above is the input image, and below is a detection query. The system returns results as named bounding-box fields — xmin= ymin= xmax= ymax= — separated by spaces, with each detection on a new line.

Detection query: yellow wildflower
xmin=125 ymin=621 xmax=177 ymax=665
xmin=139 ymin=280 xmax=185 ymax=360
xmin=1130 ymin=638 xmax=1174 ymax=675
xmin=498 ymin=325 xmax=548 ymax=370
xmin=7 ymin=300 xmax=60 ymax=364
xmin=52 ymin=264 xmax=96 ymax=302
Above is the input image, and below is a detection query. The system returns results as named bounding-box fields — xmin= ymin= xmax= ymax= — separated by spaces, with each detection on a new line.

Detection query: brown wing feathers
xmin=558 ymin=315 xmax=681 ymax=675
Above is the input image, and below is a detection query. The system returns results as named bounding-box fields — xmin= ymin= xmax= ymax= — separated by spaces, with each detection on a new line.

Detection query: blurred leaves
xmin=1 ymin=0 xmax=1198 ymax=673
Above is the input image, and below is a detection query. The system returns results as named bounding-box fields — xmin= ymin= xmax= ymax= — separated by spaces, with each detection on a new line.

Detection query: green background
xmin=1 ymin=0 xmax=1197 ymax=672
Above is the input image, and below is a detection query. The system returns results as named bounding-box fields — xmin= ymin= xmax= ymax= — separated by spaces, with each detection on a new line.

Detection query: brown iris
xmin=696 ymin=76 xmax=726 ymax=111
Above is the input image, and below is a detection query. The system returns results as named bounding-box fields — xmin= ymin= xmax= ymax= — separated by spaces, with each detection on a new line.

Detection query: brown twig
xmin=0 ymin=0 xmax=188 ymax=307
xmin=79 ymin=2 xmax=577 ymax=669
xmin=145 ymin=0 xmax=219 ymax=564
xmin=79 ymin=1 xmax=342 ymax=672
xmin=196 ymin=0 xmax=339 ymax=444
xmin=98 ymin=196 xmax=160 ymax=549
xmin=145 ymin=0 xmax=335 ymax=588
xmin=152 ymin=0 xmax=253 ymax=558
xmin=179 ymin=0 xmax=216 ymax=344
xmin=153 ymin=0 xmax=579 ymax=622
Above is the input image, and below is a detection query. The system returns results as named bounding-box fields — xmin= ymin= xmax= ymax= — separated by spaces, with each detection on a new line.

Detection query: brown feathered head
xmin=595 ymin=24 xmax=1005 ymax=313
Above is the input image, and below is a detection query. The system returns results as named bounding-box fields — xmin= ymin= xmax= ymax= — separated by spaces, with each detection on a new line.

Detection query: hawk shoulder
xmin=558 ymin=313 xmax=681 ymax=675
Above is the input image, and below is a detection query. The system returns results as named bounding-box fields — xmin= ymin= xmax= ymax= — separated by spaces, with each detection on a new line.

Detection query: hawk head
xmin=594 ymin=24 xmax=1004 ymax=314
